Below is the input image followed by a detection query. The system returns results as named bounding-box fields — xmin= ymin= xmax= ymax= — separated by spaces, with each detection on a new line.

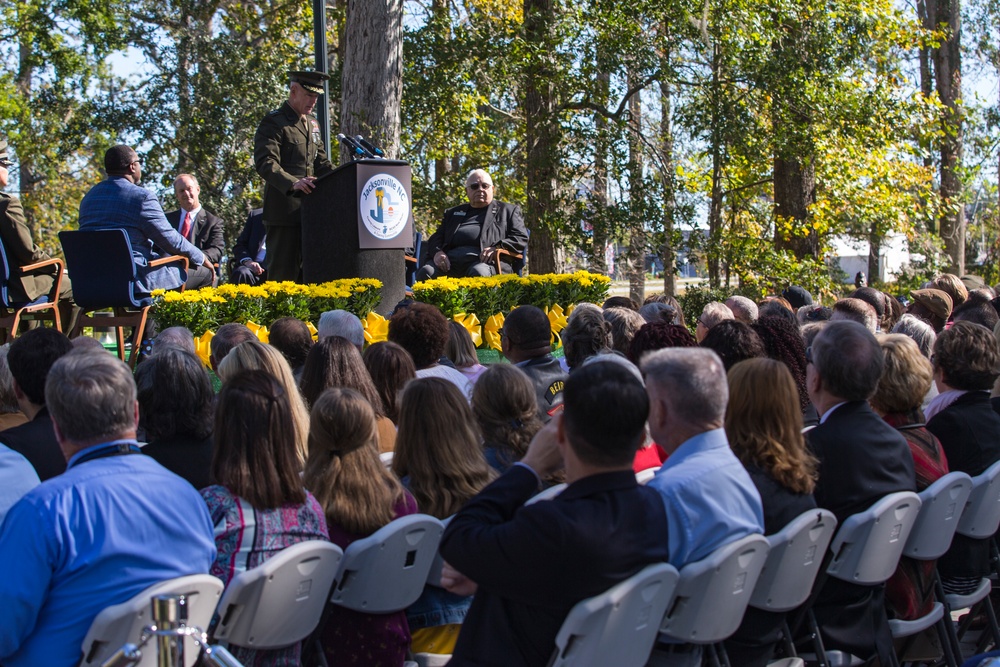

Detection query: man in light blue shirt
xmin=641 ymin=347 xmax=764 ymax=567
xmin=0 ymin=349 xmax=216 ymax=667
xmin=0 ymin=444 xmax=38 ymax=526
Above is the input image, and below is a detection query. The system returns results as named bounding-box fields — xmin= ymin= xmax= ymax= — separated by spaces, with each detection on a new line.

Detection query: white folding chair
xmin=211 ymin=540 xmax=343 ymax=650
xmin=380 ymin=451 xmax=394 ymax=469
xmin=425 ymin=515 xmax=454 ymax=588
xmin=80 ymin=574 xmax=224 ymax=667
xmin=806 ymin=491 xmax=922 ymax=667
xmin=887 ymin=472 xmax=972 ymax=667
xmin=525 ymin=483 xmax=568 ymax=505
xmin=745 ymin=509 xmax=838 ymax=658
xmin=657 ymin=533 xmax=771 ymax=667
xmin=548 ymin=562 xmax=680 ymax=667
xmin=636 ymin=467 xmax=659 ymax=485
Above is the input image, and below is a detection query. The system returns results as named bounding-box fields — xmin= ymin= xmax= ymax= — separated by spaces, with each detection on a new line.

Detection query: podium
xmin=301 ymin=159 xmax=414 ymax=315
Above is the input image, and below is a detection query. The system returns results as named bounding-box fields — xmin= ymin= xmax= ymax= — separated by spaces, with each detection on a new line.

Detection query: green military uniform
xmin=253 ymin=101 xmax=333 ymax=282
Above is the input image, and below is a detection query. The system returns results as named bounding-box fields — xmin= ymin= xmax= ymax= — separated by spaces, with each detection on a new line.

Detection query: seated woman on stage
xmin=304 ymin=388 xmax=417 ymax=666
xmin=201 ymin=370 xmax=329 ymax=667
xmin=723 ymin=358 xmax=818 ymax=667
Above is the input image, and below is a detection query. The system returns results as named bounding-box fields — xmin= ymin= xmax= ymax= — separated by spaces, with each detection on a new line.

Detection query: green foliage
xmin=411 ymin=272 xmax=610 ymax=317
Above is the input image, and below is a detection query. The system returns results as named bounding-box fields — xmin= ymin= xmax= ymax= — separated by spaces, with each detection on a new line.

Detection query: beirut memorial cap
xmin=289 ymin=70 xmax=330 ymax=95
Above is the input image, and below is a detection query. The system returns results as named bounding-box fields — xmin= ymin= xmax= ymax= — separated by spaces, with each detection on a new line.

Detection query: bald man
xmin=164 ymin=173 xmax=224 ymax=289
xmin=416 ymin=169 xmax=528 ymax=280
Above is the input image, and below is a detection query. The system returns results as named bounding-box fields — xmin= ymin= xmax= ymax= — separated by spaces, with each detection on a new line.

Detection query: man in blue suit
xmin=78 ymin=145 xmax=215 ymax=294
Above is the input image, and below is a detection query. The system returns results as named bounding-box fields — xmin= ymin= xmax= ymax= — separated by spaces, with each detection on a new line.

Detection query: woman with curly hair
xmin=392 ymin=377 xmax=496 ymax=653
xmin=363 ymin=341 xmax=415 ymax=424
xmin=304 ymin=388 xmax=416 ymax=667
xmin=752 ymin=316 xmax=813 ymax=419
xmin=389 ymin=302 xmax=472 ymax=398
xmin=723 ymin=358 xmax=817 ymax=667
xmin=299 ymin=336 xmax=397 ymax=453
xmin=700 ymin=320 xmax=766 ymax=371
xmin=626 ymin=322 xmax=696 ymax=365
xmin=472 ymin=364 xmax=544 ymax=473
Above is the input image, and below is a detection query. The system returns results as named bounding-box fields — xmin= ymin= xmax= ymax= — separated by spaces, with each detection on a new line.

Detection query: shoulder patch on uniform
xmin=267 ymin=109 xmax=281 ymax=116
xmin=453 ymin=210 xmax=466 ymax=216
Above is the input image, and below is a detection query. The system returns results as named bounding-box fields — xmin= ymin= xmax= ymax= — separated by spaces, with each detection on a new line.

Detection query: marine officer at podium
xmin=253 ymin=70 xmax=334 ymax=282
xmin=416 ymin=169 xmax=528 ymax=281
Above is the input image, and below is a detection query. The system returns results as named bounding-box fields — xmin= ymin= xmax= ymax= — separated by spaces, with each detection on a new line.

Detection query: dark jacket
xmin=0 ymin=408 xmax=66 ymax=481
xmin=164 ymin=208 xmax=225 ymax=265
xmin=141 ymin=435 xmax=214 ymax=491
xmin=231 ymin=209 xmax=266 ymax=265
xmin=423 ymin=201 xmax=528 ymax=270
xmin=517 ymin=355 xmax=567 ymax=421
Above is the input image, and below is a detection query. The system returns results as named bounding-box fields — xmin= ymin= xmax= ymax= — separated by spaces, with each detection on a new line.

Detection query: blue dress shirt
xmin=648 ymin=428 xmax=764 ymax=567
xmin=0 ymin=444 xmax=38 ymax=527
xmin=0 ymin=442 xmax=216 ymax=667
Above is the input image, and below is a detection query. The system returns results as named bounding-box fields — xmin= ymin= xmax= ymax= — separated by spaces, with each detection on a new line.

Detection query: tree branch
xmin=560 ymin=72 xmax=659 ymax=119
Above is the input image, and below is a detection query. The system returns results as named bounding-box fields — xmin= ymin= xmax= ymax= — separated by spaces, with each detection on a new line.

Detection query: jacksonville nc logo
xmin=360 ymin=174 xmax=409 ymax=240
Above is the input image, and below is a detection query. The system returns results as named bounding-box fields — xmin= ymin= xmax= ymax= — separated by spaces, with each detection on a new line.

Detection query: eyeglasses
xmin=467 ymin=182 xmax=492 ymax=191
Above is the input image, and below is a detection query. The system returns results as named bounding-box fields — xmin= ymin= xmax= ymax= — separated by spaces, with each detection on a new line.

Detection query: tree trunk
xmin=659 ymin=72 xmax=676 ymax=297
xmin=591 ymin=70 xmax=609 ymax=275
xmin=16 ymin=36 xmax=35 ymax=238
xmin=707 ymin=44 xmax=723 ymax=286
xmin=627 ymin=72 xmax=645 ymax=305
xmin=523 ymin=0 xmax=559 ymax=274
xmin=340 ymin=0 xmax=403 ymax=159
xmin=868 ymin=222 xmax=881 ymax=283
xmin=773 ymin=156 xmax=818 ymax=258
xmin=934 ymin=0 xmax=965 ymax=273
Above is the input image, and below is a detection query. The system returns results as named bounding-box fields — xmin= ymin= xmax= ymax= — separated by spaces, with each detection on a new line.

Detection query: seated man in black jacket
xmin=229 ymin=209 xmax=267 ymax=286
xmin=501 ymin=305 xmax=566 ymax=421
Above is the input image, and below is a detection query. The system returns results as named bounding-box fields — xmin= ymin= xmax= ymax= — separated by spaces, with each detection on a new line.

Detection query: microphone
xmin=355 ymin=135 xmax=385 ymax=158
xmin=337 ymin=133 xmax=373 ymax=159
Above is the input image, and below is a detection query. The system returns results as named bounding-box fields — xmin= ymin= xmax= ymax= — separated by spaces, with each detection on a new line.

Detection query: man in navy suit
xmin=78 ymin=145 xmax=214 ymax=295
xmin=229 ymin=208 xmax=267 ymax=285
xmin=439 ymin=359 xmax=670 ymax=667
xmin=164 ymin=173 xmax=224 ymax=289
xmin=416 ymin=169 xmax=528 ymax=280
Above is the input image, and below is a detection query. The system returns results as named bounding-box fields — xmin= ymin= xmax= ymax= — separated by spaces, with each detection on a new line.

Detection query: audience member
xmin=473 ymin=364 xmax=545 ymax=474
xmin=0 ymin=442 xmax=36 ymax=526
xmin=781 ymin=286 xmax=813 ymax=310
xmin=952 ymin=300 xmax=1000 ymax=330
xmin=164 ymin=173 xmax=225 ymax=290
xmin=851 ymin=286 xmax=889 ymax=331
xmin=886 ymin=294 xmax=904 ymax=331
xmin=445 ymin=321 xmax=487 ymax=384
xmin=363 ymin=341 xmax=415 ymax=424
xmin=71 ymin=335 xmax=106 ymax=352
xmin=804 ymin=320 xmax=916 ymax=664
xmin=603 ymin=306 xmax=646 ymax=356
xmin=752 ymin=315 xmax=811 ymax=416
xmin=892 ymin=313 xmax=937 ymax=358
xmin=643 ymin=293 xmax=686 ymax=326
xmin=268 ymin=316 xmax=314 ymax=378
xmin=870 ymin=334 xmax=948 ymax=621
xmin=0 ymin=328 xmax=72 ymax=480
xmin=439 ymin=360 xmax=671 ymax=667
xmin=561 ymin=303 xmax=611 ymax=371
xmin=152 ymin=325 xmax=196 ymax=355
xmin=217 ymin=340 xmax=310 ymax=465
xmin=758 ymin=298 xmax=799 ymax=327
xmin=627 ymin=321 xmax=696 ymax=366
xmin=209 ymin=322 xmax=256 ymax=372
xmin=304 ymin=388 xmax=417 ymax=666
xmin=695 ymin=301 xmax=734 ymax=342
xmin=723 ymin=358 xmax=817 ymax=667
xmin=229 ymin=208 xmax=267 ymax=285
xmin=0 ymin=349 xmax=215 ymax=666
xmin=0 ymin=344 xmax=27 ymax=431
xmin=602 ymin=295 xmax=637 ymax=310
xmin=500 ymin=305 xmax=567 ymax=418
xmin=299 ymin=336 xmax=396 ymax=453
xmin=932 ymin=273 xmax=968 ymax=311
xmin=202 ymin=370 xmax=328 ymax=666
xmin=725 ymin=295 xmax=758 ymax=324
xmin=800 ymin=321 xmax=826 ymax=348
xmin=700 ymin=319 xmax=766 ymax=371
xmin=135 ymin=348 xmax=215 ymax=489
xmin=390 ymin=301 xmax=472 ymax=398
xmin=831 ymin=297 xmax=878 ymax=333
xmin=926 ymin=321 xmax=1000 ymax=595
xmin=638 ymin=301 xmax=680 ymax=324
xmin=908 ymin=288 xmax=952 ymax=333
xmin=317 ymin=309 xmax=364 ymax=349
xmin=797 ymin=304 xmax=832 ymax=325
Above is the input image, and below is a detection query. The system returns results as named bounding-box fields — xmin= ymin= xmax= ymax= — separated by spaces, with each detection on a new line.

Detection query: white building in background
xmin=829 ymin=232 xmax=916 ymax=284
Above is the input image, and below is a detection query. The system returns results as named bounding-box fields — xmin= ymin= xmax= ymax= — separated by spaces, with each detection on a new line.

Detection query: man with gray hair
xmin=0 ymin=349 xmax=215 ymax=666
xmin=318 ymin=309 xmax=364 ymax=350
xmin=695 ymin=301 xmax=734 ymax=342
xmin=803 ymin=320 xmax=915 ymax=664
xmin=416 ymin=169 xmax=528 ymax=280
xmin=152 ymin=325 xmax=196 ymax=356
xmin=725 ymin=295 xmax=758 ymax=324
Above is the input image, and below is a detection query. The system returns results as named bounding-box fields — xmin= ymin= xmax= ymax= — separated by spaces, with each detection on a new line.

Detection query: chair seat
xmin=888 ymin=601 xmax=945 ymax=638
xmin=412 ymin=653 xmax=450 ymax=667
xmin=767 ymin=659 xmax=805 ymax=667
xmin=944 ymin=577 xmax=991 ymax=610
xmin=798 ymin=650 xmax=866 ymax=666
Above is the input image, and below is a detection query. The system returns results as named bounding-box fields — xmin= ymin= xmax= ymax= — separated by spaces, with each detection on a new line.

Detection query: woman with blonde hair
xmin=392 ymin=377 xmax=496 ymax=653
xmin=304 ymin=387 xmax=417 ymax=666
xmin=217 ymin=340 xmax=310 ymax=465
xmin=723 ymin=357 xmax=817 ymax=667
xmin=472 ymin=364 xmax=544 ymax=473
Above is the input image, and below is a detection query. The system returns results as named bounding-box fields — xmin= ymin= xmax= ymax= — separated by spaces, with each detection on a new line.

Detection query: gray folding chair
xmin=211 ymin=540 xmax=343 ymax=650
xmin=525 ymin=483 xmax=568 ymax=505
xmin=548 ymin=562 xmax=680 ymax=667
xmin=747 ymin=509 xmax=838 ymax=657
xmin=657 ymin=533 xmax=771 ymax=667
xmin=942 ymin=461 xmax=1000 ymax=660
xmin=806 ymin=491 xmax=922 ymax=667
xmin=329 ymin=514 xmax=444 ymax=613
xmin=80 ymin=574 xmax=224 ymax=667
xmin=887 ymin=472 xmax=972 ymax=667
xmin=636 ymin=467 xmax=659 ymax=485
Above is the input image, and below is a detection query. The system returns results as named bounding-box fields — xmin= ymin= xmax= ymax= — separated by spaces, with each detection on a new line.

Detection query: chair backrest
xmin=59 ymin=229 xmax=144 ymax=309
xmin=826 ymin=491 xmax=922 ymax=585
xmin=549 ymin=562 xmax=680 ymax=667
xmin=956 ymin=460 xmax=1000 ymax=539
xmin=426 ymin=515 xmax=454 ymax=588
xmin=379 ymin=451 xmax=394 ymax=469
xmin=750 ymin=509 xmax=838 ymax=612
xmin=0 ymin=237 xmax=14 ymax=307
xmin=525 ymin=483 xmax=568 ymax=505
xmin=659 ymin=533 xmax=771 ymax=644
xmin=330 ymin=514 xmax=444 ymax=614
xmin=635 ymin=467 xmax=659 ymax=485
xmin=212 ymin=541 xmax=343 ymax=649
xmin=904 ymin=472 xmax=973 ymax=560
xmin=80 ymin=574 xmax=224 ymax=667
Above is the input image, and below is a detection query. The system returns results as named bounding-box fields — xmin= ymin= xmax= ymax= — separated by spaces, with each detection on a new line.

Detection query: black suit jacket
xmin=231 ymin=208 xmax=266 ymax=265
xmin=141 ymin=435 xmax=214 ymax=491
xmin=164 ymin=208 xmax=225 ymax=265
xmin=422 ymin=200 xmax=528 ymax=268
xmin=440 ymin=466 xmax=670 ymax=667
xmin=0 ymin=408 xmax=66 ymax=481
